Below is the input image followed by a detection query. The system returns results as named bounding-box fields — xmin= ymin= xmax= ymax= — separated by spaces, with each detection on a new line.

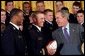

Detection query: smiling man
xmin=46 ymin=10 xmax=84 ymax=55
xmin=26 ymin=11 xmax=47 ymax=55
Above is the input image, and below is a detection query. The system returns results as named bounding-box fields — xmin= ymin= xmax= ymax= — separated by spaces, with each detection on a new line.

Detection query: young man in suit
xmin=76 ymin=10 xmax=84 ymax=27
xmin=23 ymin=2 xmax=32 ymax=31
xmin=5 ymin=1 xmax=14 ymax=27
xmin=42 ymin=9 xmax=55 ymax=45
xmin=36 ymin=1 xmax=45 ymax=12
xmin=26 ymin=11 xmax=47 ymax=55
xmin=1 ymin=9 xmax=6 ymax=34
xmin=72 ymin=2 xmax=82 ymax=24
xmin=1 ymin=9 xmax=6 ymax=55
xmin=1 ymin=8 xmax=26 ymax=55
xmin=46 ymin=10 xmax=84 ymax=55
xmin=76 ymin=10 xmax=84 ymax=44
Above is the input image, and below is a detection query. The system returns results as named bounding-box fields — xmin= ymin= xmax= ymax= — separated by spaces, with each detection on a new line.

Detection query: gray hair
xmin=56 ymin=10 xmax=69 ymax=20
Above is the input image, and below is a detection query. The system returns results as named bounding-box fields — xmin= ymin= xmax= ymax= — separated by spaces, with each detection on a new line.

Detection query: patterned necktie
xmin=63 ymin=28 xmax=70 ymax=42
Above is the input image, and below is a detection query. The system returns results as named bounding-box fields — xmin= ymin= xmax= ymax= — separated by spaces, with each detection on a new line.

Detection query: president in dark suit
xmin=26 ymin=11 xmax=47 ymax=55
xmin=46 ymin=10 xmax=84 ymax=55
xmin=1 ymin=8 xmax=25 ymax=55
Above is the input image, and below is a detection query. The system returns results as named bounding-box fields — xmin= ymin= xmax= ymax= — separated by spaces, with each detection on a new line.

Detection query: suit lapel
xmin=32 ymin=25 xmax=41 ymax=33
xmin=32 ymin=25 xmax=44 ymax=41
xmin=9 ymin=23 xmax=22 ymax=36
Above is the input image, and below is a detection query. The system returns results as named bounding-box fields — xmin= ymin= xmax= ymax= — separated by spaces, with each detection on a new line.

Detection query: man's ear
xmin=12 ymin=15 xmax=18 ymax=22
xmin=33 ymin=18 xmax=37 ymax=22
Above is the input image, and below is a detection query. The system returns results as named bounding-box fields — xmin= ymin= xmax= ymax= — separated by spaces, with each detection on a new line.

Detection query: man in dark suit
xmin=5 ymin=1 xmax=14 ymax=27
xmin=1 ymin=9 xmax=6 ymax=54
xmin=1 ymin=8 xmax=26 ymax=55
xmin=76 ymin=10 xmax=84 ymax=45
xmin=23 ymin=2 xmax=32 ymax=31
xmin=1 ymin=9 xmax=6 ymax=36
xmin=71 ymin=2 xmax=82 ymax=24
xmin=42 ymin=9 xmax=55 ymax=44
xmin=26 ymin=11 xmax=47 ymax=55
xmin=46 ymin=10 xmax=84 ymax=55
xmin=76 ymin=10 xmax=84 ymax=27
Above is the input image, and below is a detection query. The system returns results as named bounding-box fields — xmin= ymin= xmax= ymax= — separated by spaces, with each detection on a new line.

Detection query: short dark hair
xmin=10 ymin=8 xmax=23 ymax=19
xmin=73 ymin=2 xmax=81 ymax=8
xmin=56 ymin=1 xmax=63 ymax=4
xmin=23 ymin=2 xmax=30 ymax=5
xmin=36 ymin=1 xmax=44 ymax=5
xmin=44 ymin=9 xmax=53 ymax=14
xmin=61 ymin=7 xmax=69 ymax=13
xmin=23 ymin=2 xmax=30 ymax=7
xmin=5 ymin=1 xmax=13 ymax=6
xmin=77 ymin=10 xmax=84 ymax=14
xmin=1 ymin=9 xmax=6 ymax=12
xmin=32 ymin=11 xmax=44 ymax=19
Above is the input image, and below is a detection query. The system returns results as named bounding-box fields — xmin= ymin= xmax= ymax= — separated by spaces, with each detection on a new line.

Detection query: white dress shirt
xmin=62 ymin=23 xmax=70 ymax=35
xmin=10 ymin=22 xmax=19 ymax=30
xmin=45 ymin=20 xmax=53 ymax=25
xmin=33 ymin=24 xmax=41 ymax=32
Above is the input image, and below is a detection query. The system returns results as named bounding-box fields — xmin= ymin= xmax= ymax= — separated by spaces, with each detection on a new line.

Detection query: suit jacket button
xmin=25 ymin=46 xmax=27 ymax=48
xmin=18 ymin=35 xmax=22 ymax=39
xmin=25 ymin=53 xmax=28 ymax=55
xmin=38 ymin=37 xmax=42 ymax=40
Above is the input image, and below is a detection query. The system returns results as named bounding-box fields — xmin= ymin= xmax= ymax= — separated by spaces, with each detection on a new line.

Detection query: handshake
xmin=46 ymin=40 xmax=57 ymax=55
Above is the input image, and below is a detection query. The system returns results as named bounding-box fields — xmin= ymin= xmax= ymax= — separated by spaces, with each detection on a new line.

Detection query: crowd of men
xmin=0 ymin=1 xmax=84 ymax=55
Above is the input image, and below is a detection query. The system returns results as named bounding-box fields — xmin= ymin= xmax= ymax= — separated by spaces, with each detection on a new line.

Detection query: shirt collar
xmin=62 ymin=23 xmax=69 ymax=30
xmin=10 ymin=22 xmax=19 ymax=30
xmin=33 ymin=24 xmax=41 ymax=32
xmin=45 ymin=20 xmax=53 ymax=25
xmin=81 ymin=21 xmax=84 ymax=25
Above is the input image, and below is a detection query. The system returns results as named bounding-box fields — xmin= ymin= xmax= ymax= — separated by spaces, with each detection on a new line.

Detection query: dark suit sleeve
xmin=1 ymin=29 xmax=15 ymax=55
xmin=52 ymin=31 xmax=56 ymax=40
